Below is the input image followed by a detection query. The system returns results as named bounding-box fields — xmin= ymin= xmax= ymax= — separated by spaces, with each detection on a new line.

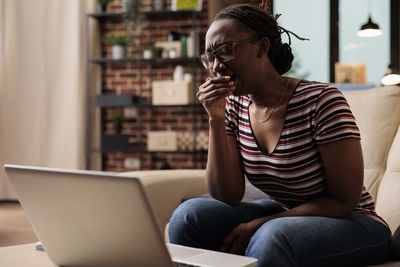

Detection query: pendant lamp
xmin=381 ymin=67 xmax=400 ymax=86
xmin=357 ymin=0 xmax=383 ymax=37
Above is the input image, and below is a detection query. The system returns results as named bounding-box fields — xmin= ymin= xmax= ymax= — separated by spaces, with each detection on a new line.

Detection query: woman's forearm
xmin=205 ymin=118 xmax=244 ymax=206
xmin=251 ymin=193 xmax=359 ymax=229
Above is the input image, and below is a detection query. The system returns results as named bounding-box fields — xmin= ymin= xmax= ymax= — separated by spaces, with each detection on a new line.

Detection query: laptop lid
xmin=4 ymin=164 xmax=173 ymax=267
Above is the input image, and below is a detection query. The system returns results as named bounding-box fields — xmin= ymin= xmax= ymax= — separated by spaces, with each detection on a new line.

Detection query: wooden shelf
xmin=87 ymin=10 xmax=201 ymax=22
xmin=89 ymin=57 xmax=200 ymax=66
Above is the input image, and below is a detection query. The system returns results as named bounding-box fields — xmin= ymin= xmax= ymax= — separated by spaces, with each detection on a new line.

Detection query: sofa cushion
xmin=376 ymin=124 xmax=400 ymax=232
xmin=390 ymin=225 xmax=400 ymax=260
xmin=343 ymin=86 xmax=400 ymax=200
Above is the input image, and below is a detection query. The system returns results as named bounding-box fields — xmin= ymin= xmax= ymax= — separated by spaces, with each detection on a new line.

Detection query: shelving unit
xmin=86 ymin=9 xmax=208 ymax=171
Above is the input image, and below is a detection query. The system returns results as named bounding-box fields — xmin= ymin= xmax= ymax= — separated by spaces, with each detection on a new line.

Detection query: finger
xmin=220 ymin=232 xmax=236 ymax=252
xmin=201 ymin=91 xmax=233 ymax=105
xmin=202 ymin=75 xmax=232 ymax=88
xmin=228 ymin=237 xmax=246 ymax=255
xmin=197 ymin=86 xmax=234 ymax=101
xmin=199 ymin=81 xmax=235 ymax=96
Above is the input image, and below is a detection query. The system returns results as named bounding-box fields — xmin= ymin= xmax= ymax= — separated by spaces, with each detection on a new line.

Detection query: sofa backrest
xmin=343 ymin=86 xmax=400 ymax=232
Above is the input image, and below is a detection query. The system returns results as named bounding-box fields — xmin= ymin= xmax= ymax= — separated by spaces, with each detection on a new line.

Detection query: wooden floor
xmin=0 ymin=201 xmax=38 ymax=247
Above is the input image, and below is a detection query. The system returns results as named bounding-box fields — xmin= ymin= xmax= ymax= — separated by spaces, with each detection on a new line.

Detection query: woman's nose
xmin=211 ymin=56 xmax=226 ymax=75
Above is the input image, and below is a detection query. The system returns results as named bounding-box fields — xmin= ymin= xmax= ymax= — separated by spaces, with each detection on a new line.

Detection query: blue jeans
xmin=169 ymin=198 xmax=392 ymax=267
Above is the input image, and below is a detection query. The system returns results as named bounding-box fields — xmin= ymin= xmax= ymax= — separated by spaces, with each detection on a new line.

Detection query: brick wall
xmin=99 ymin=0 xmax=210 ymax=171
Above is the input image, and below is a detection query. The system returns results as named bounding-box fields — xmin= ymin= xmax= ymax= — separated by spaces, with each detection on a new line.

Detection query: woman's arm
xmin=222 ymin=138 xmax=364 ymax=254
xmin=197 ymin=76 xmax=245 ymax=206
xmin=268 ymin=138 xmax=364 ymax=219
xmin=206 ymin=121 xmax=245 ymax=206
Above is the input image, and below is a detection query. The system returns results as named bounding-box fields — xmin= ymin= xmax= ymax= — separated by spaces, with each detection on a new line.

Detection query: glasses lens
xmin=200 ymin=52 xmax=214 ymax=69
xmin=215 ymin=44 xmax=234 ymax=62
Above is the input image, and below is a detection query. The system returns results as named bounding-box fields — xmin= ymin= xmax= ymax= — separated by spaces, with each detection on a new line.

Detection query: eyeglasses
xmin=199 ymin=38 xmax=259 ymax=70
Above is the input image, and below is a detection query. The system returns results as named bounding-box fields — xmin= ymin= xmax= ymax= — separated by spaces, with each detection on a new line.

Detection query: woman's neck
xmin=249 ymin=74 xmax=288 ymax=108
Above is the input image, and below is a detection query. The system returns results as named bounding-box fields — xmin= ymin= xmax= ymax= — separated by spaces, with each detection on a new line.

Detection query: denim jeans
xmin=169 ymin=198 xmax=392 ymax=267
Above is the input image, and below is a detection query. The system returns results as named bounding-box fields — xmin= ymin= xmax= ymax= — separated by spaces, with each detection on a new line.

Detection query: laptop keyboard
xmin=173 ymin=260 xmax=202 ymax=267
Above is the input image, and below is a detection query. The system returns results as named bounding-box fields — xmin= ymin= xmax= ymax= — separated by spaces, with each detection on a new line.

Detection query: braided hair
xmin=214 ymin=1 xmax=308 ymax=75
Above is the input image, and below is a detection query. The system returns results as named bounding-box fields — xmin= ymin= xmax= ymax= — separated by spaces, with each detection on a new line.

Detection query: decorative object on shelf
xmin=334 ymin=63 xmax=366 ymax=84
xmin=173 ymin=65 xmax=184 ymax=81
xmin=102 ymin=134 xmax=130 ymax=151
xmin=187 ymin=28 xmax=200 ymax=57
xmin=171 ymin=0 xmax=202 ymax=11
xmin=147 ymin=131 xmax=178 ymax=151
xmin=183 ymin=68 xmax=193 ymax=82
xmin=96 ymin=94 xmax=139 ymax=107
xmin=168 ymin=31 xmax=180 ymax=42
xmin=111 ymin=110 xmax=125 ymax=134
xmin=152 ymin=0 xmax=165 ymax=11
xmin=104 ymin=31 xmax=129 ymax=59
xmin=177 ymin=130 xmax=208 ymax=151
xmin=97 ymin=0 xmax=111 ymax=12
xmin=181 ymin=35 xmax=187 ymax=57
xmin=381 ymin=66 xmax=400 ymax=86
xmin=357 ymin=0 xmax=382 ymax=37
xmin=152 ymin=80 xmax=193 ymax=105
xmin=143 ymin=46 xmax=164 ymax=59
xmin=155 ymin=41 xmax=181 ymax=58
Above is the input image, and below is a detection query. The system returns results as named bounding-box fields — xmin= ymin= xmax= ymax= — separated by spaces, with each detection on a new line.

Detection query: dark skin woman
xmin=169 ymin=2 xmax=392 ymax=266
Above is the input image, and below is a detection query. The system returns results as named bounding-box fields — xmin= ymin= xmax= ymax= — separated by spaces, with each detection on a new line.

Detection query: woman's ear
xmin=257 ymin=38 xmax=270 ymax=57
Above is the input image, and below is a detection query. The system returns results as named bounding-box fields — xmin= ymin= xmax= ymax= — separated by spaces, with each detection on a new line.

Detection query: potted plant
xmin=97 ymin=0 xmax=111 ymax=12
xmin=111 ymin=110 xmax=124 ymax=134
xmin=121 ymin=0 xmax=144 ymax=45
xmin=104 ymin=31 xmax=128 ymax=60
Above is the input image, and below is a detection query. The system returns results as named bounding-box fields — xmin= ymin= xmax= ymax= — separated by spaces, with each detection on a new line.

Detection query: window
xmin=274 ymin=0 xmax=330 ymax=82
xmin=339 ymin=0 xmax=390 ymax=86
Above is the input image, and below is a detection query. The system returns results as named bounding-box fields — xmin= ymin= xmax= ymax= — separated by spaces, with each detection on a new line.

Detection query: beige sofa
xmin=120 ymin=86 xmax=400 ymax=266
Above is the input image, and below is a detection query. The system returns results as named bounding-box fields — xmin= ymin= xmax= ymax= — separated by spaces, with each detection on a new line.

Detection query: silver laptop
xmin=4 ymin=164 xmax=257 ymax=267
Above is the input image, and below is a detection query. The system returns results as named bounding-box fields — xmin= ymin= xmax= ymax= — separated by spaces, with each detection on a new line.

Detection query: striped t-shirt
xmin=225 ymin=80 xmax=385 ymax=225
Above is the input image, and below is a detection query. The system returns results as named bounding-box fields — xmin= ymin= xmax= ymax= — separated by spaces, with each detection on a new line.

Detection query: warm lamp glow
xmin=381 ymin=74 xmax=400 ymax=86
xmin=357 ymin=28 xmax=383 ymax=37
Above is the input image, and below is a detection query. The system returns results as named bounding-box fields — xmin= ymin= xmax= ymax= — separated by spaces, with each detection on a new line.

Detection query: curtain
xmin=0 ymin=0 xmax=96 ymax=199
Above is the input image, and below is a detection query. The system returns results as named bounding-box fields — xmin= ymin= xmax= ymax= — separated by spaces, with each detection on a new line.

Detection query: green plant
xmin=183 ymin=67 xmax=192 ymax=74
xmin=111 ymin=110 xmax=124 ymax=123
xmin=122 ymin=0 xmax=145 ymax=27
xmin=104 ymin=31 xmax=128 ymax=46
xmin=122 ymin=0 xmax=144 ymax=45
xmin=111 ymin=110 xmax=124 ymax=134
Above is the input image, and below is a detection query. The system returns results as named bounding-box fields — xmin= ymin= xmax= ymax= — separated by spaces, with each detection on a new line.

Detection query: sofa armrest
xmin=118 ymin=169 xmax=207 ymax=233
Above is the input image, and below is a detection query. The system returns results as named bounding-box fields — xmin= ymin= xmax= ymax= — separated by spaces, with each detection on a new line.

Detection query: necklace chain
xmin=251 ymin=78 xmax=290 ymax=123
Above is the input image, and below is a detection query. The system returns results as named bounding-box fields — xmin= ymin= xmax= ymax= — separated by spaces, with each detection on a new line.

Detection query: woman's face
xmin=205 ymin=19 xmax=261 ymax=96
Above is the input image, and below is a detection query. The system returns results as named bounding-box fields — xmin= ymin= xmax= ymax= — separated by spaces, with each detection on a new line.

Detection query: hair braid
xmin=214 ymin=2 xmax=308 ymax=75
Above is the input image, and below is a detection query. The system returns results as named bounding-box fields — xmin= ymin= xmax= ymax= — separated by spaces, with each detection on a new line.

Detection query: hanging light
xmin=357 ymin=15 xmax=383 ymax=37
xmin=357 ymin=0 xmax=383 ymax=37
xmin=381 ymin=67 xmax=400 ymax=86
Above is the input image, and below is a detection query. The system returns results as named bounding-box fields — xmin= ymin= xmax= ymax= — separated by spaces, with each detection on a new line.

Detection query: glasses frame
xmin=199 ymin=37 xmax=260 ymax=70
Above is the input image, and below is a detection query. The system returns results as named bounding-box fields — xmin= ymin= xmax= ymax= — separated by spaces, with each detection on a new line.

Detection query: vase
xmin=112 ymin=45 xmax=125 ymax=60
xmin=152 ymin=0 xmax=164 ymax=11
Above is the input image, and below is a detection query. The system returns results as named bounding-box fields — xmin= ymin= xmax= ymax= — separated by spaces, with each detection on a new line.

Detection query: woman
xmin=169 ymin=2 xmax=392 ymax=266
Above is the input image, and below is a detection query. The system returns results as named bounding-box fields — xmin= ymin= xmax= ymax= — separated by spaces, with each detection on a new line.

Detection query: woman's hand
xmin=220 ymin=219 xmax=264 ymax=255
xmin=197 ymin=76 xmax=235 ymax=120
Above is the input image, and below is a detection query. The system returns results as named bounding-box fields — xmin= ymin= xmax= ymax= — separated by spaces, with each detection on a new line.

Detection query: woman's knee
xmin=246 ymin=218 xmax=301 ymax=266
xmin=169 ymin=198 xmax=235 ymax=248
